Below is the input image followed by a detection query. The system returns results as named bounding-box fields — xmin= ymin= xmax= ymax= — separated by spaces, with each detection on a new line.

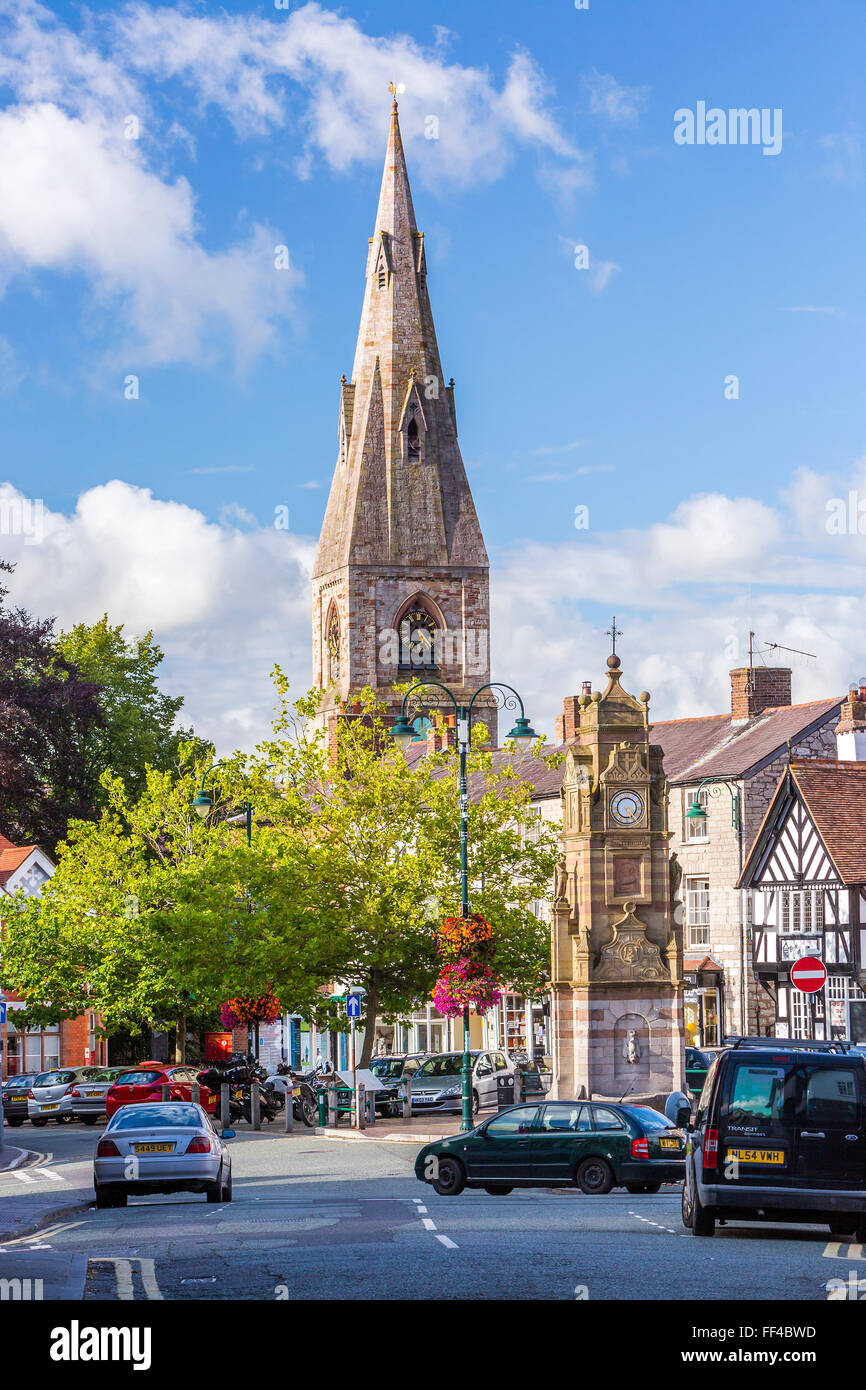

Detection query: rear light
xmin=631 ymin=1137 xmax=650 ymax=1159
xmin=186 ymin=1135 xmax=212 ymax=1154
xmin=28 ymin=1090 xmax=34 ymax=1099
xmin=704 ymin=1127 xmax=719 ymax=1169
xmin=96 ymin=1139 xmax=120 ymax=1157
xmin=66 ymin=1085 xmax=78 ymax=1096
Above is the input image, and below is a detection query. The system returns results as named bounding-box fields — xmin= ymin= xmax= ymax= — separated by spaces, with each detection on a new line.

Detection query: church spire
xmin=311 ymin=91 xmax=492 ymax=738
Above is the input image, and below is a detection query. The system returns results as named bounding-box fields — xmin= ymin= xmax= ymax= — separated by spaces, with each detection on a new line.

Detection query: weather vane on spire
xmin=388 ymin=81 xmax=406 ymax=103
xmin=606 ymin=615 xmax=623 ymax=657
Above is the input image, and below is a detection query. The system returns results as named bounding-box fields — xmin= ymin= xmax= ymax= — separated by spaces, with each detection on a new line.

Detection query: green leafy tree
xmin=250 ymin=677 xmax=560 ymax=1066
xmin=55 ymin=615 xmax=203 ymax=809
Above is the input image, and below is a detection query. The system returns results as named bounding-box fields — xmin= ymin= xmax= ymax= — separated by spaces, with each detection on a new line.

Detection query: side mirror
xmin=675 ymin=1105 xmax=692 ymax=1130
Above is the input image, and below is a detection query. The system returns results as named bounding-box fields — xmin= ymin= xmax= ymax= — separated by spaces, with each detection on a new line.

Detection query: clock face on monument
xmin=610 ymin=789 xmax=645 ymax=827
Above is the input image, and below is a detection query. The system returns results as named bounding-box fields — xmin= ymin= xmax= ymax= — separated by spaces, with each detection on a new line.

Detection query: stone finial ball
xmin=639 ymin=691 xmax=650 ymax=703
xmin=606 ymin=654 xmax=621 ymax=669
xmin=590 ymin=690 xmax=602 ymax=703
xmin=578 ymin=694 xmax=591 ymax=708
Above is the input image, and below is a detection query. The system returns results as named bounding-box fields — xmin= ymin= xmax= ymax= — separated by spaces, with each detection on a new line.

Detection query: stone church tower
xmin=312 ymin=97 xmax=494 ymax=740
xmin=550 ymin=643 xmax=686 ymax=1102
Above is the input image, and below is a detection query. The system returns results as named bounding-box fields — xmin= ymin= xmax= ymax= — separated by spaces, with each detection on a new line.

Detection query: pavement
xmin=316 ymin=1112 xmax=463 ymax=1142
xmin=0 ymin=1116 xmax=857 ymax=1305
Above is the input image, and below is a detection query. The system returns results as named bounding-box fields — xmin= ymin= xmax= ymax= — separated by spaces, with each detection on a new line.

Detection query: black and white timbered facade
xmin=739 ymin=760 xmax=866 ymax=1042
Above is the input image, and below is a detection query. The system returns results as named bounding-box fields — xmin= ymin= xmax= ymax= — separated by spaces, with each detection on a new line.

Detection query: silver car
xmin=28 ymin=1067 xmax=104 ymax=1125
xmin=93 ymin=1102 xmax=232 ymax=1208
xmin=68 ymin=1067 xmax=126 ymax=1124
xmin=410 ymin=1051 xmax=517 ymax=1116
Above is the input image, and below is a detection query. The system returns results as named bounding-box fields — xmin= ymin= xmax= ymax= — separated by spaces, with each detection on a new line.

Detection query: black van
xmin=681 ymin=1039 xmax=866 ymax=1238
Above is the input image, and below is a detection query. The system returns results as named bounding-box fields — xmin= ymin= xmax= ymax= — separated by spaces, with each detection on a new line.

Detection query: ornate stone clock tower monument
xmin=550 ymin=631 xmax=686 ymax=1102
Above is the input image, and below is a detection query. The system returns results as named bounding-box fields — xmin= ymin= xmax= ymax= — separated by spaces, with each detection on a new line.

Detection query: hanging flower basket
xmin=436 ymin=912 xmax=493 ymax=963
xmin=220 ymin=989 xmax=281 ymax=1031
xmin=432 ymin=958 xmax=501 ymax=1017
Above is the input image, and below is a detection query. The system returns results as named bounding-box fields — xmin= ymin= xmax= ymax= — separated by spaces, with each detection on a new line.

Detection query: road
xmin=0 ymin=1123 xmax=857 ymax=1300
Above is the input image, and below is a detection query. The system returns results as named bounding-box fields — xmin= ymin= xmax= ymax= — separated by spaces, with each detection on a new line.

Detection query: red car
xmin=105 ymin=1064 xmax=220 ymax=1119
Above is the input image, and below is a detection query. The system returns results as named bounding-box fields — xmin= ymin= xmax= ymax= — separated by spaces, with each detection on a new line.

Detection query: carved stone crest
xmin=593 ymin=901 xmax=670 ymax=984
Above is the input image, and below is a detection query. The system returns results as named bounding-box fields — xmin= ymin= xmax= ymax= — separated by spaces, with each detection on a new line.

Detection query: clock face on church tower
xmin=610 ymin=789 xmax=645 ymax=827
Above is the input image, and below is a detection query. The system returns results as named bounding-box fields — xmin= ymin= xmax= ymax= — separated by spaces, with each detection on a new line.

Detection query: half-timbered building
xmin=739 ymin=758 xmax=866 ymax=1043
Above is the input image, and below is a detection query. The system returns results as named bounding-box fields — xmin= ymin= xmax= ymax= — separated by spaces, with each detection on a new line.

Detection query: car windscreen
xmin=113 ymin=1070 xmax=163 ymax=1086
xmin=33 ymin=1071 xmax=74 ymax=1086
xmin=370 ymin=1060 xmax=403 ymax=1078
xmin=627 ymin=1106 xmax=674 ymax=1131
xmin=415 ymin=1055 xmax=465 ymax=1077
xmin=6 ymin=1076 xmax=33 ymax=1088
xmin=108 ymin=1105 xmax=202 ymax=1129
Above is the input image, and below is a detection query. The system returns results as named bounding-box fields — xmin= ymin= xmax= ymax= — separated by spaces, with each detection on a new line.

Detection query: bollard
xmin=251 ymin=1080 xmax=261 ymax=1131
xmin=161 ymin=1083 xmax=170 ymax=1101
xmin=317 ymin=1089 xmax=327 ymax=1127
xmin=191 ymin=1083 xmax=200 ymax=1107
xmin=356 ymin=1083 xmax=366 ymax=1131
xmin=402 ymin=1075 xmax=412 ymax=1120
xmin=284 ymin=1085 xmax=294 ymax=1133
xmin=366 ymin=1091 xmax=376 ymax=1127
xmin=327 ymin=1080 xmax=338 ymax=1128
xmin=221 ymin=1083 xmax=230 ymax=1131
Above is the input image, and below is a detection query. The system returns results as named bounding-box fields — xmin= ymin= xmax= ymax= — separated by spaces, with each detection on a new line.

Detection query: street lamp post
xmin=191 ymin=763 xmax=254 ymax=847
xmin=685 ymin=777 xmax=740 ymax=831
xmin=389 ymin=681 xmax=538 ymax=1132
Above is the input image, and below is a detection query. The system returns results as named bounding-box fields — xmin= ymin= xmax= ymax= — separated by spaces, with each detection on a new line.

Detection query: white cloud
xmin=0 ymin=480 xmax=314 ymax=752
xmin=112 ymin=2 xmax=590 ymax=191
xmin=584 ymin=69 xmax=649 ymax=127
xmin=0 ymin=1 xmax=589 ymax=369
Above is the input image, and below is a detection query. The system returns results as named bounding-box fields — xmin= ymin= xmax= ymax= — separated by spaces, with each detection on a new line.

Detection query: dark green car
xmin=685 ymin=1047 xmax=711 ymax=1097
xmin=415 ymin=1100 xmax=686 ymax=1197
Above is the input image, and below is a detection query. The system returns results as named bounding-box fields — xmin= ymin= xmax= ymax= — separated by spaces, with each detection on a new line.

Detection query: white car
xmin=28 ymin=1067 xmax=104 ymax=1125
xmin=93 ymin=1102 xmax=232 ymax=1208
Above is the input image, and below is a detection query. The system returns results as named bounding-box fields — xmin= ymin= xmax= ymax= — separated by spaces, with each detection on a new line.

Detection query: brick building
xmin=0 ymin=835 xmax=107 ymax=1079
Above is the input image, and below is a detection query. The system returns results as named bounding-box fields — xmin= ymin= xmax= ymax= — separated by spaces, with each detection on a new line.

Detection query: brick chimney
xmin=426 ymin=713 xmax=455 ymax=754
xmin=730 ymin=666 xmax=792 ymax=722
xmin=555 ymin=683 xmax=593 ymax=743
xmin=836 ymin=681 xmax=866 ymax=761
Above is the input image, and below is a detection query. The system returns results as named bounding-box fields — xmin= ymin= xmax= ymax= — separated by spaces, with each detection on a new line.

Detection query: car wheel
xmin=576 ymin=1157 xmax=614 ymax=1195
xmin=626 ymin=1183 xmax=661 ymax=1195
xmin=686 ymin=1180 xmax=715 ymax=1237
xmin=483 ymin=1185 xmax=513 ymax=1196
xmin=6 ymin=1119 xmax=23 ymax=1128
xmin=472 ymin=1090 xmax=480 ymax=1116
xmin=114 ymin=1189 xmax=128 ymax=1208
xmin=31 ymin=1119 xmax=47 ymax=1128
xmin=95 ymin=1186 xmax=113 ymax=1209
xmin=854 ymin=1217 xmax=866 ymax=1245
xmin=81 ymin=1115 xmax=98 ymax=1125
xmin=431 ymin=1156 xmax=466 ymax=1197
xmin=57 ymin=1113 xmax=73 ymax=1124
xmin=829 ymin=1218 xmax=856 ymax=1236
xmin=206 ymin=1165 xmax=225 ymax=1203
xmin=222 ymin=1170 xmax=233 ymax=1203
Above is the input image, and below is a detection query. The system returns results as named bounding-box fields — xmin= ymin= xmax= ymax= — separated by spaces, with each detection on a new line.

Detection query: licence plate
xmin=41 ymin=1103 xmax=59 ymax=1111
xmin=85 ymin=1090 xmax=102 ymax=1097
xmin=659 ymin=1137 xmax=680 ymax=1150
xmin=727 ymin=1147 xmax=785 ymax=1165
xmin=133 ymin=1143 xmax=175 ymax=1154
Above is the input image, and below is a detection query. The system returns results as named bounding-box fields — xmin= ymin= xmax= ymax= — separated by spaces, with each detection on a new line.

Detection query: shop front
xmin=683 ymin=955 xmax=724 ymax=1049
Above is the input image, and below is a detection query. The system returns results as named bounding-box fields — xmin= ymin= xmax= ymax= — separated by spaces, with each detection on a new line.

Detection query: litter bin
xmin=496 ymin=1074 xmax=515 ymax=1109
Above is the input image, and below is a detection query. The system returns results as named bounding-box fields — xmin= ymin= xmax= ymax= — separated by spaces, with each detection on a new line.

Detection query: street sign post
xmin=790 ymin=957 xmax=827 ymax=994
xmin=790 ymin=956 xmax=828 ymax=1040
xmin=345 ymin=993 xmax=363 ymax=1125
xmin=346 ymin=994 xmax=362 ymax=1019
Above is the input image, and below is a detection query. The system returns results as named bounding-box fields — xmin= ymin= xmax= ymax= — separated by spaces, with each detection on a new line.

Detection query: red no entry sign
xmin=790 ymin=956 xmax=827 ymax=994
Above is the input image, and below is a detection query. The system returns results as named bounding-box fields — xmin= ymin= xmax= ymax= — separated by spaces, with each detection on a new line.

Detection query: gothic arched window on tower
xmin=327 ymin=610 xmax=341 ymax=684
xmin=398 ymin=602 xmax=439 ymax=670
xmin=407 ymin=417 xmax=421 ymax=460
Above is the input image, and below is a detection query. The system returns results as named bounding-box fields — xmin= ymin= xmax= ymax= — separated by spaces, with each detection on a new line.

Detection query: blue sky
xmin=0 ymin=0 xmax=864 ymax=747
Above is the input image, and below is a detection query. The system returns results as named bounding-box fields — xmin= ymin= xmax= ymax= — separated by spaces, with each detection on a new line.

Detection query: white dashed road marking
xmin=422 ymin=1218 xmax=437 ymax=1231
xmin=410 ymin=1197 xmax=459 ymax=1249
xmin=629 ymin=1210 xmax=678 ymax=1235
xmin=436 ymin=1235 xmax=459 ymax=1249
xmin=823 ymin=1241 xmax=864 ymax=1260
